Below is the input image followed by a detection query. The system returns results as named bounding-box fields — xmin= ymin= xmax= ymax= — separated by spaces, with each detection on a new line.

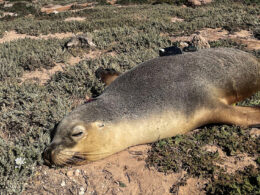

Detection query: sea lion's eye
xmin=71 ymin=125 xmax=86 ymax=138
xmin=71 ymin=132 xmax=83 ymax=137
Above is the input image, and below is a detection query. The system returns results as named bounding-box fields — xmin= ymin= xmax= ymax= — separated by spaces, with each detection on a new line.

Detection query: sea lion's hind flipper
xmin=213 ymin=105 xmax=260 ymax=128
xmin=95 ymin=67 xmax=121 ymax=86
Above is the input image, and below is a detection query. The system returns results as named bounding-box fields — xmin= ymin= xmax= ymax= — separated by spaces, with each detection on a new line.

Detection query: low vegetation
xmin=0 ymin=0 xmax=259 ymax=194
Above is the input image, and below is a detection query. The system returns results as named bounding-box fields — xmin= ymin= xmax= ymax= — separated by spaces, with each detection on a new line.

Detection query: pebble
xmin=79 ymin=187 xmax=85 ymax=195
xmin=61 ymin=180 xmax=66 ymax=187
xmin=75 ymin=169 xmax=81 ymax=176
xmin=67 ymin=170 xmax=74 ymax=177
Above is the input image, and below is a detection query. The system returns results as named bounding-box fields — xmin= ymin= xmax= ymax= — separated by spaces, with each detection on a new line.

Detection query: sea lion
xmin=44 ymin=48 xmax=260 ymax=166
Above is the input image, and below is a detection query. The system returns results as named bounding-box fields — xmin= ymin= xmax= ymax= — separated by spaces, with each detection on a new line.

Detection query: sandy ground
xmin=23 ymin=145 xmax=208 ymax=195
xmin=22 ymin=138 xmax=258 ymax=195
xmin=0 ymin=31 xmax=83 ymax=43
xmin=65 ymin=17 xmax=86 ymax=22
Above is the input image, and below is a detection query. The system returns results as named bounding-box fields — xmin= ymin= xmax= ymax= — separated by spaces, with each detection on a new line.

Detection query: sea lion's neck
xmin=102 ymin=109 xmax=212 ymax=154
xmin=101 ymin=112 xmax=191 ymax=151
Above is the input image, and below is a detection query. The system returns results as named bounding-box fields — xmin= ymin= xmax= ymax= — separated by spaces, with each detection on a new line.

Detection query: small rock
xmin=75 ymin=169 xmax=81 ymax=176
xmin=79 ymin=187 xmax=85 ymax=195
xmin=67 ymin=170 xmax=74 ymax=177
xmin=191 ymin=34 xmax=210 ymax=49
xmin=61 ymin=180 xmax=66 ymax=187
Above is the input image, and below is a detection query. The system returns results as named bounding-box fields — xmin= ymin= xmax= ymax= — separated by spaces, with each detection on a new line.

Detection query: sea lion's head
xmin=43 ymin=100 xmax=117 ymax=166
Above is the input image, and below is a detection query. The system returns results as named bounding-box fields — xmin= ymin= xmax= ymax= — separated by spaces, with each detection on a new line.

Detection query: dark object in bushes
xmin=159 ymin=46 xmax=183 ymax=56
xmin=64 ymin=35 xmax=96 ymax=50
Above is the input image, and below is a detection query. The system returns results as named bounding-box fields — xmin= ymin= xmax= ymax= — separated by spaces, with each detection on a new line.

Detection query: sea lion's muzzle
xmin=66 ymin=153 xmax=86 ymax=165
xmin=43 ymin=143 xmax=66 ymax=166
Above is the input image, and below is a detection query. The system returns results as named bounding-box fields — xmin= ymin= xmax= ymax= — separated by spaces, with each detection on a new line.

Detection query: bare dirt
xmin=0 ymin=31 xmax=83 ymax=44
xmin=107 ymin=0 xmax=118 ymax=5
xmin=171 ymin=17 xmax=184 ymax=23
xmin=41 ymin=3 xmax=93 ymax=14
xmin=22 ymin=145 xmax=207 ymax=195
xmin=20 ymin=62 xmax=68 ymax=85
xmin=20 ymin=56 xmax=84 ymax=85
xmin=22 ymin=142 xmax=256 ymax=194
xmin=64 ymin=17 xmax=86 ymax=22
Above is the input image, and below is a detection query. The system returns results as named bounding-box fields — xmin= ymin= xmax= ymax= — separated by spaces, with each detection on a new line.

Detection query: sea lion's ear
xmin=95 ymin=67 xmax=121 ymax=86
xmin=93 ymin=121 xmax=105 ymax=129
xmin=71 ymin=125 xmax=86 ymax=138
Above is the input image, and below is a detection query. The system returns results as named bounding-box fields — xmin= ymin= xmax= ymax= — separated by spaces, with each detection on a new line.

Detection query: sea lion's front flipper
xmin=95 ymin=67 xmax=120 ymax=86
xmin=213 ymin=105 xmax=260 ymax=128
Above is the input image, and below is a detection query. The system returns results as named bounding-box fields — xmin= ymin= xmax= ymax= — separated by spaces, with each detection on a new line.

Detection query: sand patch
xmin=0 ymin=12 xmax=17 ymax=18
xmin=3 ymin=2 xmax=13 ymax=8
xmin=20 ymin=55 xmax=84 ymax=85
xmin=107 ymin=0 xmax=117 ymax=5
xmin=67 ymin=56 xmax=82 ymax=65
xmin=41 ymin=3 xmax=94 ymax=14
xmin=84 ymin=50 xmax=102 ymax=59
xmin=20 ymin=62 xmax=67 ymax=85
xmin=64 ymin=17 xmax=86 ymax=22
xmin=178 ymin=177 xmax=207 ymax=195
xmin=0 ymin=31 xmax=84 ymax=44
xmin=21 ymin=131 xmax=256 ymax=194
xmin=171 ymin=17 xmax=184 ymax=23
xmin=41 ymin=4 xmax=73 ymax=14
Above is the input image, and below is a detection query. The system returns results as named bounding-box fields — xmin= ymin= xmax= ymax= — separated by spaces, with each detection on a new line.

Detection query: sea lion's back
xmin=101 ymin=48 xmax=259 ymax=117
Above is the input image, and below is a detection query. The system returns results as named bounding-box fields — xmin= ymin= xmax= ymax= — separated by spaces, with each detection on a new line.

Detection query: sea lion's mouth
xmin=66 ymin=153 xmax=86 ymax=165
